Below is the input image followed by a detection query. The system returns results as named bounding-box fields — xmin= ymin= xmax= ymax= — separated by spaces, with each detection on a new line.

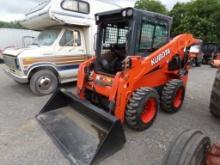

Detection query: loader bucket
xmin=36 ymin=89 xmax=126 ymax=165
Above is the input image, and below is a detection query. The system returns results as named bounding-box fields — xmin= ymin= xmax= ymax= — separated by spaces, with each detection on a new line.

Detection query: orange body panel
xmin=76 ymin=34 xmax=199 ymax=122
xmin=216 ymin=53 xmax=220 ymax=60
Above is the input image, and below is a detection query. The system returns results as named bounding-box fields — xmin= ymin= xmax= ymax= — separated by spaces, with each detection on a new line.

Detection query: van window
xmin=60 ymin=30 xmax=81 ymax=46
xmin=61 ymin=0 xmax=90 ymax=14
xmin=60 ymin=30 xmax=73 ymax=46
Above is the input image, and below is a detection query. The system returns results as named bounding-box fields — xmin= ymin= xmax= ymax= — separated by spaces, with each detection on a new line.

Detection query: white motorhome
xmin=3 ymin=0 xmax=134 ymax=95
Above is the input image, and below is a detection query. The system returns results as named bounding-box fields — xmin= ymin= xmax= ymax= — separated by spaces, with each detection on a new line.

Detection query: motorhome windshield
xmin=33 ymin=29 xmax=60 ymax=46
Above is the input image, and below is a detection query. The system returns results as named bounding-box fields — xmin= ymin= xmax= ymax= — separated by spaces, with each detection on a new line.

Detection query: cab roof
xmin=95 ymin=7 xmax=172 ymax=25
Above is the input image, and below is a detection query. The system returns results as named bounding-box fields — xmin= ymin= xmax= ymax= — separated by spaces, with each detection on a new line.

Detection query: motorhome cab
xmin=3 ymin=0 xmax=134 ymax=95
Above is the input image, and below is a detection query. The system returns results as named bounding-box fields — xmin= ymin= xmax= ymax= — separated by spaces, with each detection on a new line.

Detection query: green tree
xmin=170 ymin=0 xmax=220 ymax=44
xmin=0 ymin=21 xmax=23 ymax=29
xmin=135 ymin=0 xmax=168 ymax=14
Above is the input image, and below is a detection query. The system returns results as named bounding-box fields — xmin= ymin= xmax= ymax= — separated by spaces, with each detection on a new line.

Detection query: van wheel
xmin=125 ymin=87 xmax=159 ymax=131
xmin=30 ymin=70 xmax=58 ymax=96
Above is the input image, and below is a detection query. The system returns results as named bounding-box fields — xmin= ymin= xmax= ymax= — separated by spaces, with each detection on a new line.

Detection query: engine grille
xmin=3 ymin=55 xmax=17 ymax=70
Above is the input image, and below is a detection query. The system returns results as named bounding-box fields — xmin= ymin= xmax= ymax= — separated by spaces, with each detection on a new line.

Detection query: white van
xmin=3 ymin=0 xmax=134 ymax=95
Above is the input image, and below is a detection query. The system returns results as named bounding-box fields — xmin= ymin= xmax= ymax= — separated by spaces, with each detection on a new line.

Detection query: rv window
xmin=61 ymin=0 xmax=90 ymax=14
xmin=60 ymin=30 xmax=74 ymax=46
xmin=79 ymin=1 xmax=89 ymax=13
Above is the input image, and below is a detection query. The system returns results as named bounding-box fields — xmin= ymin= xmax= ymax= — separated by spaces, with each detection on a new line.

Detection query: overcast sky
xmin=0 ymin=0 xmax=190 ymax=22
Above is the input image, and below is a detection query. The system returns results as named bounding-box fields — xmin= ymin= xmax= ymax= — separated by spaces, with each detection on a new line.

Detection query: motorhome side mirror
xmin=73 ymin=31 xmax=81 ymax=47
xmin=73 ymin=42 xmax=78 ymax=47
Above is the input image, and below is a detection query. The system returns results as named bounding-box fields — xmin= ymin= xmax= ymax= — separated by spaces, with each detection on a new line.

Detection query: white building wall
xmin=0 ymin=28 xmax=39 ymax=49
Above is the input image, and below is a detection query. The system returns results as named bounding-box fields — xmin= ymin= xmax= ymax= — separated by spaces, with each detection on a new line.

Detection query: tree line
xmin=135 ymin=0 xmax=220 ymax=44
xmin=0 ymin=21 xmax=23 ymax=29
xmin=1 ymin=0 xmax=219 ymax=44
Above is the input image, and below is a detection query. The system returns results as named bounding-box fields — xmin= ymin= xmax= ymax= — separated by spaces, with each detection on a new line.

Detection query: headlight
xmin=121 ymin=9 xmax=133 ymax=17
xmin=96 ymin=15 xmax=100 ymax=21
xmin=122 ymin=10 xmax=127 ymax=17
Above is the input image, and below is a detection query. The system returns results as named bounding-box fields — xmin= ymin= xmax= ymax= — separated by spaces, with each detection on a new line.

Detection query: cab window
xmin=59 ymin=30 xmax=81 ymax=46
xmin=139 ymin=23 xmax=154 ymax=50
xmin=139 ymin=20 xmax=168 ymax=53
xmin=153 ymin=25 xmax=168 ymax=48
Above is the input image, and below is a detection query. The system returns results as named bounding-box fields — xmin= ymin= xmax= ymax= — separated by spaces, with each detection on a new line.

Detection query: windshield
xmin=33 ymin=29 xmax=61 ymax=46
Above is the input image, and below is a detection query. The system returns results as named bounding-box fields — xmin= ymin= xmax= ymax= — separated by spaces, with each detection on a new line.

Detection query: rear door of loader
xmin=36 ymin=89 xmax=126 ymax=165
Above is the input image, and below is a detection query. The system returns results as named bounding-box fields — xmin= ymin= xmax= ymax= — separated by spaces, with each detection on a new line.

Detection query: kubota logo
xmin=151 ymin=49 xmax=171 ymax=65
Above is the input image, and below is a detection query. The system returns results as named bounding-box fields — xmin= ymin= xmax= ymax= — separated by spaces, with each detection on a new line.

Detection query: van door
xmin=54 ymin=29 xmax=87 ymax=82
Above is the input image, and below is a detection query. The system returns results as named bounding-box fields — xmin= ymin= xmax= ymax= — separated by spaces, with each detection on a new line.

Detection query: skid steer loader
xmin=36 ymin=8 xmax=199 ymax=165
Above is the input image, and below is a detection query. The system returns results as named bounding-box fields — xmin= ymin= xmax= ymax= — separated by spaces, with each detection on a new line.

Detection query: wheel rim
xmin=37 ymin=76 xmax=52 ymax=91
xmin=173 ymin=88 xmax=184 ymax=108
xmin=141 ymin=98 xmax=157 ymax=124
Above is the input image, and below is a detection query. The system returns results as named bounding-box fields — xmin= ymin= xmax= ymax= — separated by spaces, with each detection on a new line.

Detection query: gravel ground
xmin=0 ymin=63 xmax=220 ymax=165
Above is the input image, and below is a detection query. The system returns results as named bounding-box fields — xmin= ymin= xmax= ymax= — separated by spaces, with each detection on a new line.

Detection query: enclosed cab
xmin=93 ymin=8 xmax=172 ymax=75
xmin=189 ymin=42 xmax=203 ymax=67
xmin=3 ymin=0 xmax=134 ymax=95
xmin=202 ymin=43 xmax=219 ymax=64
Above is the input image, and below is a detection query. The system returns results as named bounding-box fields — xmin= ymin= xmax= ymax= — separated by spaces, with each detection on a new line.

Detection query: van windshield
xmin=33 ymin=29 xmax=61 ymax=46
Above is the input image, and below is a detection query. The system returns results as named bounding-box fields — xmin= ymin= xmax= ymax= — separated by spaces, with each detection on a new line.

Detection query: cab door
xmin=54 ymin=28 xmax=87 ymax=82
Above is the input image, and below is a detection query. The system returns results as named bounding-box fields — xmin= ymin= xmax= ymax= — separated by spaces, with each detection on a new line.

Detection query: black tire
xmin=163 ymin=130 xmax=211 ymax=165
xmin=202 ymin=58 xmax=208 ymax=64
xmin=210 ymin=70 xmax=220 ymax=117
xmin=195 ymin=58 xmax=201 ymax=67
xmin=125 ymin=87 xmax=159 ymax=131
xmin=161 ymin=79 xmax=185 ymax=113
xmin=30 ymin=70 xmax=58 ymax=96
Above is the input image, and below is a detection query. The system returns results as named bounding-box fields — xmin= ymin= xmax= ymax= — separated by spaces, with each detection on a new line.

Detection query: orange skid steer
xmin=36 ymin=8 xmax=198 ymax=165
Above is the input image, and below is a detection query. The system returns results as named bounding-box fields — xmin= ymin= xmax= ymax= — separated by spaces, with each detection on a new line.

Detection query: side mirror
xmin=73 ymin=42 xmax=78 ymax=47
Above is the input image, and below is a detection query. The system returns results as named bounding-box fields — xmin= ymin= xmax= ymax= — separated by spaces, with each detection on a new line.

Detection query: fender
xmin=26 ymin=62 xmax=59 ymax=80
